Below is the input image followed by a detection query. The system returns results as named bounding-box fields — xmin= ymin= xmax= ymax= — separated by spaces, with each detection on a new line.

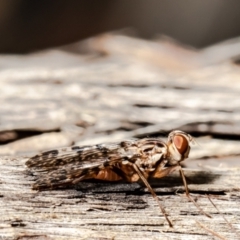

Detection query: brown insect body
xmin=26 ymin=130 xmax=197 ymax=227
xmin=26 ymin=130 xmax=193 ymax=189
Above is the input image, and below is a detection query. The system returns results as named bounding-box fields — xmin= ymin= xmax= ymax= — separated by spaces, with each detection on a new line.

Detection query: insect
xmin=26 ymin=130 xmax=208 ymax=227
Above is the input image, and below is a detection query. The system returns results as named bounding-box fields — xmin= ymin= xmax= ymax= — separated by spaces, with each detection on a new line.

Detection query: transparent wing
xmin=25 ymin=138 xmax=166 ymax=189
xmin=26 ymin=140 xmax=142 ymax=189
xmin=26 ymin=142 xmax=131 ymax=171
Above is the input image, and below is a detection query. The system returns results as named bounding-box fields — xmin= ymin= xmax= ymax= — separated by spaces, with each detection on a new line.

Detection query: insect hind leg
xmin=31 ymin=168 xmax=92 ymax=190
xmin=32 ymin=177 xmax=74 ymax=190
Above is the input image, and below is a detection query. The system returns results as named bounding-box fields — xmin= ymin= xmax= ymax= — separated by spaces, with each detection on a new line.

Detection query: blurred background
xmin=0 ymin=0 xmax=240 ymax=53
xmin=0 ymin=0 xmax=240 ymax=170
xmin=1 ymin=3 xmax=240 ymax=238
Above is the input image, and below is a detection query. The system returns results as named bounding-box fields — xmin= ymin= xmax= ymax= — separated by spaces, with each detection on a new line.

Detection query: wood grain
xmin=0 ymin=156 xmax=240 ymax=240
xmin=1 ymin=34 xmax=240 ymax=239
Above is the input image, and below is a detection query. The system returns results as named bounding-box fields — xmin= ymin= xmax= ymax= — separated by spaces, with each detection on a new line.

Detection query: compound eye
xmin=173 ymin=135 xmax=189 ymax=155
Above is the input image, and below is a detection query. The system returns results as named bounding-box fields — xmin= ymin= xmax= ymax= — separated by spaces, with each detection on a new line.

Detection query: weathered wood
xmin=1 ymin=34 xmax=240 ymax=239
xmin=1 ymin=35 xmax=240 ymax=155
xmin=0 ymin=156 xmax=240 ymax=240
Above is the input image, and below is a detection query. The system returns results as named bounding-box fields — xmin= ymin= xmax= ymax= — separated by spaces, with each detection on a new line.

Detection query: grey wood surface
xmin=0 ymin=156 xmax=240 ymax=240
xmin=1 ymin=34 xmax=240 ymax=239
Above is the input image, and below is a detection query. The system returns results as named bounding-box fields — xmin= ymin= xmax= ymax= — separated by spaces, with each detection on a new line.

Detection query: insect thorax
xmin=131 ymin=140 xmax=169 ymax=172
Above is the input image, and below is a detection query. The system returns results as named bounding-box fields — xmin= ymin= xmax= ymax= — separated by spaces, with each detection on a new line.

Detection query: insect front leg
xmin=151 ymin=164 xmax=181 ymax=179
xmin=178 ymin=167 xmax=211 ymax=218
xmin=125 ymin=161 xmax=174 ymax=227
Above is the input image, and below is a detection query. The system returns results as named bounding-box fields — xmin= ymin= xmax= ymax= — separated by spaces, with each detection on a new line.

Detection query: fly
xmin=26 ymin=130 xmax=210 ymax=227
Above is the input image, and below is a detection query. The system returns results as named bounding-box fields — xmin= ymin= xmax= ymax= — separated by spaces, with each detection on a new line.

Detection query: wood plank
xmin=1 ymin=34 xmax=240 ymax=239
xmin=0 ymin=156 xmax=239 ymax=240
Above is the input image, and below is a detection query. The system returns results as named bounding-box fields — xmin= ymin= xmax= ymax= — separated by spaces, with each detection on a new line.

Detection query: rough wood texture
xmin=1 ymin=34 xmax=240 ymax=239
xmin=1 ymin=156 xmax=240 ymax=240
xmin=1 ymin=35 xmax=240 ymax=152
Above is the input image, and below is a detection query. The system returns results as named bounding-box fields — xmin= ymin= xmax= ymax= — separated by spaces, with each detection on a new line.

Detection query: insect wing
xmin=26 ymin=143 xmax=123 ymax=170
xmin=26 ymin=141 xmax=141 ymax=189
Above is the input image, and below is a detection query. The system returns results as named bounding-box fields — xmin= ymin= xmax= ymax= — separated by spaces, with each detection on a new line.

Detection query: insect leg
xmin=32 ymin=168 xmax=98 ymax=190
xmin=179 ymin=166 xmax=211 ymax=218
xmin=32 ymin=177 xmax=75 ymax=190
xmin=130 ymin=162 xmax=173 ymax=227
xmin=151 ymin=165 xmax=181 ymax=179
